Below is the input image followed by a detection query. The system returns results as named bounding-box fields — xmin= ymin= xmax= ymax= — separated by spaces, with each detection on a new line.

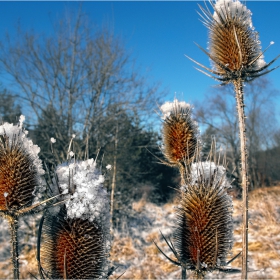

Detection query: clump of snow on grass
xmin=69 ymin=151 xmax=74 ymax=158
xmin=106 ymin=164 xmax=112 ymax=170
xmin=55 ymin=159 xmax=111 ymax=250
xmin=160 ymin=98 xmax=191 ymax=120
xmin=19 ymin=115 xmax=25 ymax=128
xmin=0 ymin=117 xmax=45 ymax=176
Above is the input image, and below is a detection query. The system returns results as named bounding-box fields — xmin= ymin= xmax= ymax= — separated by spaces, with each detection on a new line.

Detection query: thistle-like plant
xmin=187 ymin=0 xmax=279 ymax=277
xmin=155 ymin=158 xmax=240 ymax=279
xmin=0 ymin=116 xmax=46 ymax=279
xmin=187 ymin=0 xmax=279 ymax=85
xmin=38 ymin=158 xmax=111 ymax=279
xmin=160 ymin=99 xmax=200 ymax=184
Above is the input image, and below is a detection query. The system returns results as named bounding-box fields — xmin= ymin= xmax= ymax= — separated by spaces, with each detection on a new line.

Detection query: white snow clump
xmin=106 ymin=164 xmax=112 ymax=170
xmin=0 ymin=117 xmax=45 ymax=176
xmin=213 ymin=0 xmax=253 ymax=28
xmin=56 ymin=159 xmax=110 ymax=228
xmin=181 ymin=161 xmax=231 ymax=191
xmin=160 ymin=98 xmax=191 ymax=120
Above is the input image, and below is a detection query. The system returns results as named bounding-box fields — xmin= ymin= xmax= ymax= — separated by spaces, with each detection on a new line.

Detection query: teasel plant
xmin=155 ymin=146 xmax=240 ymax=279
xmin=186 ymin=0 xmax=280 ymax=277
xmin=0 ymin=116 xmax=63 ymax=279
xmin=37 ymin=157 xmax=113 ymax=279
xmin=159 ymin=99 xmax=200 ymax=185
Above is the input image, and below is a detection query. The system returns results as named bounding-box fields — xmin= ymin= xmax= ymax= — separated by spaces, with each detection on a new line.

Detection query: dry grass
xmin=225 ymin=186 xmax=280 ymax=279
xmin=0 ymin=246 xmax=38 ymax=279
xmin=110 ymin=186 xmax=280 ymax=279
xmin=0 ymin=186 xmax=279 ymax=279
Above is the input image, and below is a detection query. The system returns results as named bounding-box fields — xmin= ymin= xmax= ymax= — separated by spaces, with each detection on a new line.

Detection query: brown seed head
xmin=0 ymin=134 xmax=38 ymax=211
xmin=174 ymin=163 xmax=233 ymax=276
xmin=162 ymin=104 xmax=199 ymax=168
xmin=188 ymin=0 xmax=280 ymax=84
xmin=41 ymin=206 xmax=107 ymax=279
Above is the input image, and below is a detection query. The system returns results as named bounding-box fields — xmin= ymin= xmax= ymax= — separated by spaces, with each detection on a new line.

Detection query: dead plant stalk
xmin=234 ymin=79 xmax=249 ymax=279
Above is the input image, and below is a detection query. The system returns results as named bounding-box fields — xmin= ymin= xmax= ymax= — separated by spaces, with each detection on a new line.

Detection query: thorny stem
xmin=181 ymin=267 xmax=187 ymax=279
xmin=8 ymin=214 xmax=20 ymax=280
xmin=110 ymin=122 xmax=119 ymax=234
xmin=233 ymin=79 xmax=248 ymax=279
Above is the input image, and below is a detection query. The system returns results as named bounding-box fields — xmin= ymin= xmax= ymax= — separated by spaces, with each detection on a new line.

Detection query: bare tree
xmin=195 ymin=77 xmax=279 ymax=189
xmin=0 ymin=8 xmax=163 ymax=163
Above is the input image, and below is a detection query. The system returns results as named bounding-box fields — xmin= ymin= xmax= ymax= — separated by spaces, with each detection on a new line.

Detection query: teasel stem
xmin=181 ymin=267 xmax=187 ymax=279
xmin=8 ymin=214 xmax=20 ymax=280
xmin=110 ymin=122 xmax=118 ymax=234
xmin=233 ymin=79 xmax=248 ymax=279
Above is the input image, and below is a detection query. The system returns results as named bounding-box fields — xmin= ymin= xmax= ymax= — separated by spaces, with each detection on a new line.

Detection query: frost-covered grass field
xmin=1 ymin=185 xmax=278 ymax=279
xmin=108 ymin=186 xmax=280 ymax=279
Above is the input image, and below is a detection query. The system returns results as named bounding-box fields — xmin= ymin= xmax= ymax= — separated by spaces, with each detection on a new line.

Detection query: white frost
xmin=56 ymin=158 xmax=110 ymax=228
xmin=213 ymin=0 xmax=253 ymax=28
xmin=181 ymin=161 xmax=232 ymax=191
xmin=0 ymin=117 xmax=45 ymax=176
xmin=19 ymin=115 xmax=25 ymax=128
xmin=213 ymin=0 xmax=267 ymax=69
xmin=106 ymin=164 xmax=112 ymax=170
xmin=160 ymin=98 xmax=191 ymax=120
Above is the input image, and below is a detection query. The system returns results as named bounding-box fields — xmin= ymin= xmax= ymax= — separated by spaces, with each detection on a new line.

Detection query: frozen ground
xmin=109 ymin=186 xmax=280 ymax=279
xmin=0 ymin=186 xmax=279 ymax=279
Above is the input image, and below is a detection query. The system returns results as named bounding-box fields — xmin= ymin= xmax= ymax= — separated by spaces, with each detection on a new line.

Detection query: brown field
xmin=0 ymin=186 xmax=279 ymax=279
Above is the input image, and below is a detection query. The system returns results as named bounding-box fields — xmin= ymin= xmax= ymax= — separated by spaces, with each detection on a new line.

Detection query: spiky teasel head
xmin=188 ymin=0 xmax=279 ymax=85
xmin=0 ymin=116 xmax=44 ymax=211
xmin=40 ymin=158 xmax=111 ymax=279
xmin=174 ymin=161 xmax=233 ymax=278
xmin=40 ymin=206 xmax=107 ymax=279
xmin=160 ymin=99 xmax=200 ymax=179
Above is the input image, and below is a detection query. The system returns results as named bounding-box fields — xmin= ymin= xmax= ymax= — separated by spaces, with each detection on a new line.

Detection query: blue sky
xmin=0 ymin=1 xmax=280 ymax=112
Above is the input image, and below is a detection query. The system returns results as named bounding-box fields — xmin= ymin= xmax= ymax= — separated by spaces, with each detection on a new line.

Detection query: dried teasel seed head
xmin=210 ymin=0 xmax=263 ymax=73
xmin=160 ymin=99 xmax=199 ymax=171
xmin=41 ymin=206 xmax=107 ymax=279
xmin=40 ymin=159 xmax=111 ymax=279
xmin=189 ymin=0 xmax=280 ymax=84
xmin=0 ymin=120 xmax=43 ymax=211
xmin=174 ymin=161 xmax=233 ymax=277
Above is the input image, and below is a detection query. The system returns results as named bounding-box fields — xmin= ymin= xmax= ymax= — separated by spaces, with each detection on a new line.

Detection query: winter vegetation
xmin=0 ymin=0 xmax=280 ymax=279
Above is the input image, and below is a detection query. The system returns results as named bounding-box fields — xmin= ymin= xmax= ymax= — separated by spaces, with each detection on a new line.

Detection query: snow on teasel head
xmin=56 ymin=159 xmax=110 ymax=226
xmin=187 ymin=0 xmax=279 ymax=85
xmin=181 ymin=161 xmax=232 ymax=192
xmin=160 ymin=99 xmax=200 ymax=181
xmin=173 ymin=160 xmax=234 ymax=277
xmin=0 ymin=116 xmax=44 ymax=211
xmin=40 ymin=158 xmax=111 ymax=279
